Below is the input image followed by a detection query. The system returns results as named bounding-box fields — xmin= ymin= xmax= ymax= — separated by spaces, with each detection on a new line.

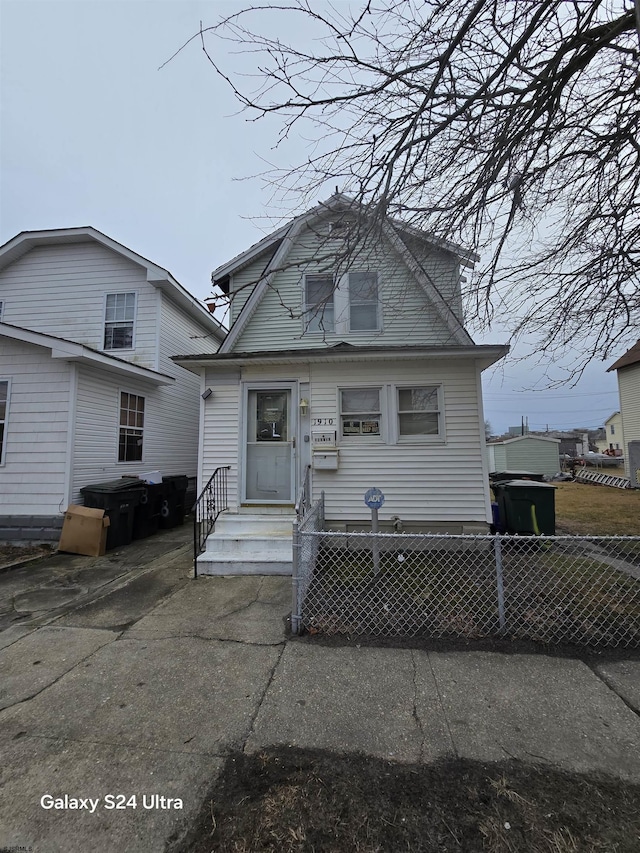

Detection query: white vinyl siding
xmin=200 ymin=369 xmax=241 ymax=507
xmin=0 ymin=243 xmax=158 ymax=367
xmin=0 ymin=337 xmax=71 ymax=515
xmin=617 ymin=364 xmax=640 ymax=479
xmin=233 ymin=226 xmax=461 ymax=352
xmin=309 ymin=359 xmax=488 ymax=525
xmin=202 ymin=358 xmax=488 ymax=526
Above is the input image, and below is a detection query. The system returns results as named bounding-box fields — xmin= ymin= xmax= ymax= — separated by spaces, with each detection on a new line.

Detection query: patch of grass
xmin=173 ymin=748 xmax=640 ymax=853
xmin=554 ymin=480 xmax=640 ymax=536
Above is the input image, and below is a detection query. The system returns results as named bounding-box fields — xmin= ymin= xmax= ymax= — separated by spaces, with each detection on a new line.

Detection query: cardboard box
xmin=58 ymin=505 xmax=111 ymax=557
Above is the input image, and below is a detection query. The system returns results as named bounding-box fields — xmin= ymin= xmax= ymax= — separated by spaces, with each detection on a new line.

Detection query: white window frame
xmin=302 ymin=273 xmax=336 ymax=335
xmin=394 ymin=384 xmax=445 ymax=443
xmin=346 ymin=271 xmax=381 ymax=333
xmin=338 ymin=386 xmax=384 ymax=441
xmin=104 ymin=291 xmax=137 ymax=351
xmin=0 ymin=378 xmax=10 ymax=466
xmin=118 ymin=390 xmax=145 ymax=463
xmin=610 ymin=424 xmax=616 ymax=435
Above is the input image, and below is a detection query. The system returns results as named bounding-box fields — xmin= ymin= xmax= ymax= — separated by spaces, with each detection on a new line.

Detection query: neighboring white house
xmin=608 ymin=341 xmax=640 ymax=485
xmin=595 ymin=411 xmax=624 ymax=455
xmin=174 ymin=194 xmax=508 ymax=574
xmin=0 ymin=227 xmax=226 ymax=540
xmin=486 ymin=435 xmax=561 ymax=477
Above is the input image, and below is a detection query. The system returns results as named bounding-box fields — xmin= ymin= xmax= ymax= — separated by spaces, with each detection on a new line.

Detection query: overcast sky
xmin=0 ymin=0 xmax=623 ymax=434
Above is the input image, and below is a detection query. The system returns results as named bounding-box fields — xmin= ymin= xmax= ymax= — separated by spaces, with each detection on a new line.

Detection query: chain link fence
xmin=292 ymin=525 xmax=640 ymax=647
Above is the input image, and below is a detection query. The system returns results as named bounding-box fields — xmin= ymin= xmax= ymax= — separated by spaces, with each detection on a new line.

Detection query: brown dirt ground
xmin=0 ymin=542 xmax=54 ymax=570
xmin=172 ymin=747 xmax=640 ymax=853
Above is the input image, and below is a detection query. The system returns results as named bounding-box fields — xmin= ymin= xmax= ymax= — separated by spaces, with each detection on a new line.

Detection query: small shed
xmin=487 ymin=435 xmax=561 ymax=477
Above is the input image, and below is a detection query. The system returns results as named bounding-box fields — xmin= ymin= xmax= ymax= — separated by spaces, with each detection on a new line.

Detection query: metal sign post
xmin=364 ymin=487 xmax=385 ymax=574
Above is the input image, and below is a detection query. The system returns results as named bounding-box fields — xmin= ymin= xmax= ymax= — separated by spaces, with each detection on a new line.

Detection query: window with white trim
xmin=610 ymin=424 xmax=616 ymax=435
xmin=340 ymin=387 xmax=382 ymax=437
xmin=348 ymin=271 xmax=380 ymax=331
xmin=304 ymin=274 xmax=335 ymax=333
xmin=104 ymin=292 xmax=136 ymax=350
xmin=397 ymin=386 xmax=441 ymax=438
xmin=0 ymin=380 xmax=8 ymax=465
xmin=118 ymin=392 xmax=145 ymax=461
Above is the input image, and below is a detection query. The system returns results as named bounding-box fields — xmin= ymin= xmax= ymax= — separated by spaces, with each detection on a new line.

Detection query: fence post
xmin=291 ymin=520 xmax=300 ymax=635
xmin=494 ymin=535 xmax=506 ymax=633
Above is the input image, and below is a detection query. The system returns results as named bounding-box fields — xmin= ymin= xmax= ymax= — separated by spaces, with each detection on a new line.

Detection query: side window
xmin=104 ymin=292 xmax=136 ymax=350
xmin=304 ymin=274 xmax=335 ymax=333
xmin=348 ymin=271 xmax=380 ymax=331
xmin=0 ymin=380 xmax=8 ymax=465
xmin=0 ymin=300 xmax=4 ymax=321
xmin=118 ymin=392 xmax=145 ymax=461
xmin=397 ymin=386 xmax=441 ymax=438
xmin=610 ymin=424 xmax=615 ymax=435
xmin=340 ymin=387 xmax=381 ymax=437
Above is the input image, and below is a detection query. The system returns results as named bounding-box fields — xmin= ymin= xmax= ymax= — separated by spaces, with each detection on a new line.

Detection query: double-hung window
xmin=0 ymin=380 xmax=8 ymax=465
xmin=340 ymin=387 xmax=382 ymax=437
xmin=104 ymin=292 xmax=136 ymax=350
xmin=348 ymin=271 xmax=380 ymax=331
xmin=397 ymin=386 xmax=441 ymax=438
xmin=304 ymin=274 xmax=335 ymax=333
xmin=118 ymin=392 xmax=145 ymax=461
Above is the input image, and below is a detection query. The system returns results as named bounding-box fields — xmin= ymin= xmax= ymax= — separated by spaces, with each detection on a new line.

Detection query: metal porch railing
xmin=193 ymin=466 xmax=230 ymax=577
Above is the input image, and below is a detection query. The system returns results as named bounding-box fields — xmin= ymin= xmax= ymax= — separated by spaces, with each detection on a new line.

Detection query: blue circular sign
xmin=364 ymin=487 xmax=385 ymax=508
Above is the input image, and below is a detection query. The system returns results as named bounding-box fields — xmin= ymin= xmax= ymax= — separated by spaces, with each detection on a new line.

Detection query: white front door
xmin=244 ymin=388 xmax=294 ymax=503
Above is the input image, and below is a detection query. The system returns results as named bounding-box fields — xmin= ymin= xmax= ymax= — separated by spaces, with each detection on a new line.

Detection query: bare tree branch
xmin=179 ymin=0 xmax=639 ymax=375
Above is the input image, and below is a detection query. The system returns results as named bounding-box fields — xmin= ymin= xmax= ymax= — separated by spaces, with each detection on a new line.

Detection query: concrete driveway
xmin=1 ymin=525 xmax=640 ymax=853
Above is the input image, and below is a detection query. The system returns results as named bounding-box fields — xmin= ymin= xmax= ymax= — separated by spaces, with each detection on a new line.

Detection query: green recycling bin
xmin=492 ymin=479 xmax=557 ymax=535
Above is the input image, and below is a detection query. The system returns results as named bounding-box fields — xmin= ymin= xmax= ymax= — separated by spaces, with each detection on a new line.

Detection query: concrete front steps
xmin=197 ymin=512 xmax=295 ymax=576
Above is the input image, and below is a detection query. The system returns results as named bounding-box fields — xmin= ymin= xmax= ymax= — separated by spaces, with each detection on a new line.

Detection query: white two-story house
xmin=0 ymin=227 xmax=225 ymax=540
xmin=174 ymin=195 xmax=508 ymax=574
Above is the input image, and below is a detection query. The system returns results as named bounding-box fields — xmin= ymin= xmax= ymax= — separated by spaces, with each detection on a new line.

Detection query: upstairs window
xmin=304 ymin=274 xmax=335 ymax=333
xmin=397 ymin=386 xmax=441 ymax=438
xmin=0 ymin=380 xmax=8 ymax=465
xmin=104 ymin=292 xmax=136 ymax=350
xmin=0 ymin=300 xmax=4 ymax=321
xmin=610 ymin=424 xmax=616 ymax=435
xmin=348 ymin=272 xmax=380 ymax=331
xmin=340 ymin=387 xmax=381 ymax=437
xmin=118 ymin=392 xmax=145 ymax=461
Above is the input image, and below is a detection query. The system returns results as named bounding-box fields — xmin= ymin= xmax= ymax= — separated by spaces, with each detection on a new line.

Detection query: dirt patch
xmin=173 ymin=747 xmax=640 ymax=852
xmin=0 ymin=543 xmax=54 ymax=570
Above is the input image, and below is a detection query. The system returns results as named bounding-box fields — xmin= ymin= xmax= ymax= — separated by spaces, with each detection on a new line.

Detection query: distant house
xmin=175 ymin=193 xmax=508 ymax=575
xmin=487 ymin=435 xmax=561 ymax=477
xmin=595 ymin=411 xmax=624 ymax=455
xmin=0 ymin=227 xmax=225 ymax=540
xmin=608 ymin=341 xmax=640 ymax=485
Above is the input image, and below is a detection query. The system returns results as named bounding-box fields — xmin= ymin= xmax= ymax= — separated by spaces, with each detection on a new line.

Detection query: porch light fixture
xmin=299 ymin=398 xmax=309 ymax=415
xmin=201 ymin=388 xmax=213 ymax=400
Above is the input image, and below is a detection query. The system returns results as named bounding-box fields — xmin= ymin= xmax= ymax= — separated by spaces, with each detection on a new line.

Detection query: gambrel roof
xmin=211 ymin=194 xmax=476 ymax=354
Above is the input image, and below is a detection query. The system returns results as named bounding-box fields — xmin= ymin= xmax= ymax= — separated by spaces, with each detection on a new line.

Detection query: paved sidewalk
xmin=1 ymin=537 xmax=640 ymax=852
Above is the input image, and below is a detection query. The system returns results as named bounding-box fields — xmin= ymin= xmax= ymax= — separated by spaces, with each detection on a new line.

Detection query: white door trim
xmin=240 ymin=380 xmax=298 ymax=504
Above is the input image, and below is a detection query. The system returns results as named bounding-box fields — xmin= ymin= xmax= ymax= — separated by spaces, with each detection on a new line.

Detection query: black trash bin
xmin=80 ymin=479 xmax=145 ymax=550
xmin=492 ymin=479 xmax=557 ymax=535
xmin=133 ymin=482 xmax=165 ymax=540
xmin=160 ymin=475 xmax=189 ymax=529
